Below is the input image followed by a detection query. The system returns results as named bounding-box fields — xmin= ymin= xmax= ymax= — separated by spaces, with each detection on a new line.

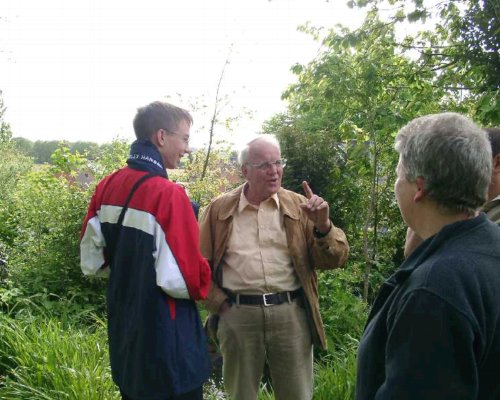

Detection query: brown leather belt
xmin=230 ymin=288 xmax=303 ymax=307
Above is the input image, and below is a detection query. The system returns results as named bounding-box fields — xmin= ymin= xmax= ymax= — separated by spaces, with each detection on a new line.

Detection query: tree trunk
xmin=362 ymin=133 xmax=378 ymax=302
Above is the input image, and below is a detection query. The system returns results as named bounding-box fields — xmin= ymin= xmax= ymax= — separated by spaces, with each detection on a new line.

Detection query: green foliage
xmin=350 ymin=0 xmax=500 ymax=125
xmin=11 ymin=137 xmax=33 ymax=155
xmin=268 ymin=14 xmax=445 ymax=300
xmin=318 ymin=269 xmax=367 ymax=351
xmin=0 ymin=123 xmax=12 ymax=143
xmin=0 ymin=312 xmax=119 ymax=399
xmin=10 ymin=136 xmax=130 ymax=167
xmin=439 ymin=0 xmax=499 ymax=93
xmin=270 ymin=3 xmax=500 ymax=300
xmin=1 ymin=142 xmax=134 ymax=315
xmin=90 ymin=139 xmax=130 ymax=180
xmin=0 ymin=308 xmax=360 ymax=398
xmin=313 ymin=339 xmax=359 ymax=400
xmin=0 ymin=95 xmax=33 ymax=313
xmin=175 ymin=147 xmax=242 ymax=209
xmin=70 ymin=141 xmax=100 ymax=158
xmin=50 ymin=145 xmax=86 ymax=174
xmin=313 ymin=270 xmax=366 ymax=398
xmin=0 ymin=140 xmax=33 ymax=246
xmin=8 ymin=165 xmax=106 ymax=310
xmin=0 ymin=90 xmax=13 ymax=144
xmin=0 ymin=98 xmax=32 ymax=204
xmin=0 ymin=138 xmax=134 ymax=393
xmin=32 ymin=140 xmax=62 ymax=164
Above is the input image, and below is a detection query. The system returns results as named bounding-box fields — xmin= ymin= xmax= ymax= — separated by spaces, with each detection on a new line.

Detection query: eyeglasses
xmin=247 ymin=159 xmax=287 ymax=170
xmin=161 ymin=128 xmax=190 ymax=145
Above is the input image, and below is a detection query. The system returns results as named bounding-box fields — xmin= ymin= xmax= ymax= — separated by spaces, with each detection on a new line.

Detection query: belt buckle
xmin=262 ymin=293 xmax=274 ymax=307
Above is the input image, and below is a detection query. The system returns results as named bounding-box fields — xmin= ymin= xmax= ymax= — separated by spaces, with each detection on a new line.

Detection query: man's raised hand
xmin=299 ymin=181 xmax=331 ymax=233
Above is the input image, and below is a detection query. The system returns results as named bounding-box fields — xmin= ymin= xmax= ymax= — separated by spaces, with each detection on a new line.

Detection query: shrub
xmin=318 ymin=268 xmax=367 ymax=353
xmin=5 ymin=143 xmax=130 ymax=314
xmin=8 ymin=166 xmax=106 ymax=312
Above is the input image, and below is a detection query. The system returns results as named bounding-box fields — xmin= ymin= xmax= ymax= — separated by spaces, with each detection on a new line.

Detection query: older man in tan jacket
xmin=199 ymin=135 xmax=349 ymax=400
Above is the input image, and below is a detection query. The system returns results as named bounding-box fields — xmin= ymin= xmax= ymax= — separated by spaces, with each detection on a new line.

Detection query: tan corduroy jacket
xmin=483 ymin=196 xmax=500 ymax=225
xmin=199 ymin=184 xmax=349 ymax=350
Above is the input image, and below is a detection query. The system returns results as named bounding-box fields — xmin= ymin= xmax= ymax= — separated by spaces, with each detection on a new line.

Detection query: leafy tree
xmin=32 ymin=140 xmax=62 ymax=163
xmin=0 ymin=97 xmax=33 ymax=307
xmin=175 ymin=146 xmax=241 ymax=210
xmin=348 ymin=0 xmax=500 ymax=124
xmin=4 ymin=141 xmax=131 ymax=314
xmin=11 ymin=137 xmax=33 ymax=155
xmin=70 ymin=140 xmax=100 ymax=159
xmin=90 ymin=138 xmax=130 ymax=180
xmin=0 ymin=143 xmax=32 ymax=246
xmin=8 ymin=153 xmax=98 ymax=308
xmin=266 ymin=13 xmax=453 ymax=300
xmin=10 ymin=137 xmax=119 ymax=164
xmin=0 ymin=90 xmax=13 ymax=143
xmin=0 ymin=94 xmax=32 ymax=250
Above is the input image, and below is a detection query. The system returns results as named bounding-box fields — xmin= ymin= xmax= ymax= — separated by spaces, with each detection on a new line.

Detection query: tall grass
xmin=313 ymin=338 xmax=358 ymax=400
xmin=0 ymin=311 xmax=119 ymax=399
xmin=0 ymin=308 xmax=359 ymax=399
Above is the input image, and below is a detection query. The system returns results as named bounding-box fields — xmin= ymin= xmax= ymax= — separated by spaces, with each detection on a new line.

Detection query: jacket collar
xmin=366 ymin=213 xmax=489 ymax=324
xmin=126 ymin=139 xmax=168 ymax=177
xmin=391 ymin=213 xmax=488 ymax=285
xmin=217 ymin=184 xmax=300 ymax=221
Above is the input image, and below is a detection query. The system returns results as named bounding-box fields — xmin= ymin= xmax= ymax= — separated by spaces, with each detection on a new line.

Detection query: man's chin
xmin=167 ymin=159 xmax=181 ymax=169
xmin=267 ymin=183 xmax=280 ymax=194
xmin=165 ymin=162 xmax=178 ymax=170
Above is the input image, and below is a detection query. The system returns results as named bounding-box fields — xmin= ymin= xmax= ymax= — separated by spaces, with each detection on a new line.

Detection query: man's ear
xmin=492 ymin=154 xmax=500 ymax=173
xmin=153 ymin=129 xmax=164 ymax=147
xmin=413 ymin=176 xmax=427 ymax=202
xmin=241 ymin=165 xmax=248 ymax=179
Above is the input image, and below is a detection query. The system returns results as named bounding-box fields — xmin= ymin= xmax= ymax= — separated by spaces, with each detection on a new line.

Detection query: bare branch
xmin=201 ymin=47 xmax=232 ymax=180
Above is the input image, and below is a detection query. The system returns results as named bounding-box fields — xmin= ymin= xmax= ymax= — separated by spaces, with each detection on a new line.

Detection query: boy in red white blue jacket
xmin=80 ymin=101 xmax=211 ymax=400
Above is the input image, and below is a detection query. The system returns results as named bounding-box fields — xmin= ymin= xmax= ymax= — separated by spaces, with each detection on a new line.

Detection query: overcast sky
xmin=0 ymin=0 xmax=365 ymax=148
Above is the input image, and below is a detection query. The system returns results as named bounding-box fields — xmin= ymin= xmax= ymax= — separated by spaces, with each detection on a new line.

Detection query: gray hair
xmin=238 ymin=135 xmax=281 ymax=165
xmin=395 ymin=112 xmax=491 ymax=215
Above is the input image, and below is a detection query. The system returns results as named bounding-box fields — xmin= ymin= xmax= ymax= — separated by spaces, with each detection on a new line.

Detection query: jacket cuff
xmin=313 ymin=222 xmax=332 ymax=239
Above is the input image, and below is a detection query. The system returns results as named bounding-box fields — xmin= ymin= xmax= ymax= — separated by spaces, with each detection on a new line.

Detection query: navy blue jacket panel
xmin=357 ymin=214 xmax=500 ymax=400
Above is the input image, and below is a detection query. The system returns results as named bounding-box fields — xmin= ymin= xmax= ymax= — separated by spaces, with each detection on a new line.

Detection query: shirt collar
xmin=238 ymin=183 xmax=280 ymax=213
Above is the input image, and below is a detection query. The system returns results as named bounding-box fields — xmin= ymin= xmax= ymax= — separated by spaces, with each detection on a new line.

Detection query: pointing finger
xmin=302 ymin=181 xmax=314 ymax=199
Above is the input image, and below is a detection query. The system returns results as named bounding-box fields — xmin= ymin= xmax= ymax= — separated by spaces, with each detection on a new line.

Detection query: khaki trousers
xmin=217 ymin=298 xmax=313 ymax=400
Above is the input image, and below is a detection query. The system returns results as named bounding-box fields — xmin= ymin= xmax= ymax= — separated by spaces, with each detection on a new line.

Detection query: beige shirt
xmin=221 ymin=188 xmax=301 ymax=294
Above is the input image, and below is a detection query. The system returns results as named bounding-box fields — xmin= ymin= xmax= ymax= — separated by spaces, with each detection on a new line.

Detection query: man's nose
xmin=267 ymin=163 xmax=278 ymax=173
